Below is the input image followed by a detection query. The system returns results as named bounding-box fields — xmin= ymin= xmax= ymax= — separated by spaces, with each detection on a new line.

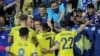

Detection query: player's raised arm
xmin=77 ymin=20 xmax=93 ymax=33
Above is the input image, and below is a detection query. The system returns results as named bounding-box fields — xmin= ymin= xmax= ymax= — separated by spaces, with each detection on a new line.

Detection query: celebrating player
xmin=8 ymin=14 xmax=35 ymax=43
xmin=36 ymin=23 xmax=55 ymax=56
xmin=42 ymin=20 xmax=92 ymax=56
xmin=9 ymin=27 xmax=37 ymax=56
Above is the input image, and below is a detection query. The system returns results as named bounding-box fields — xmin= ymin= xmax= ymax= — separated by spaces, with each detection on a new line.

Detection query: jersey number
xmin=46 ymin=37 xmax=52 ymax=48
xmin=18 ymin=48 xmax=25 ymax=56
xmin=61 ymin=37 xmax=73 ymax=49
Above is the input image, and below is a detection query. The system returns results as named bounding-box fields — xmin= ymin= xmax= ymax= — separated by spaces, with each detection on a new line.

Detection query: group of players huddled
xmin=0 ymin=0 xmax=100 ymax=56
xmin=0 ymin=13 xmax=92 ymax=56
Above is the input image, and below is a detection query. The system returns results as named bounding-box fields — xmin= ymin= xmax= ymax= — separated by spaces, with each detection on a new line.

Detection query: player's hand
xmin=42 ymin=48 xmax=51 ymax=54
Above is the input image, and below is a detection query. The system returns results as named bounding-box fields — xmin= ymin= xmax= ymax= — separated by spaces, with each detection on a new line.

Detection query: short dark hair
xmin=74 ymin=8 xmax=82 ymax=13
xmin=50 ymin=1 xmax=58 ymax=6
xmin=42 ymin=23 xmax=50 ymax=31
xmin=19 ymin=27 xmax=29 ymax=37
xmin=34 ymin=18 xmax=42 ymax=23
xmin=60 ymin=20 xmax=68 ymax=28
xmin=74 ymin=15 xmax=81 ymax=21
xmin=19 ymin=14 xmax=28 ymax=21
xmin=34 ymin=18 xmax=42 ymax=25
xmin=87 ymin=3 xmax=95 ymax=9
xmin=39 ymin=3 xmax=46 ymax=8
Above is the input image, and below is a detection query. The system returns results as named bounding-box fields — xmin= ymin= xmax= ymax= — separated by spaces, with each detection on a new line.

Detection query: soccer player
xmin=34 ymin=19 xmax=42 ymax=34
xmin=36 ymin=23 xmax=55 ymax=56
xmin=8 ymin=14 xmax=35 ymax=43
xmin=42 ymin=20 xmax=92 ymax=56
xmin=9 ymin=27 xmax=37 ymax=56
xmin=27 ymin=15 xmax=34 ymax=28
xmin=34 ymin=19 xmax=45 ymax=56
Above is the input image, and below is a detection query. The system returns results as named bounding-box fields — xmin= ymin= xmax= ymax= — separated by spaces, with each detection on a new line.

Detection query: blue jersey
xmin=83 ymin=12 xmax=99 ymax=24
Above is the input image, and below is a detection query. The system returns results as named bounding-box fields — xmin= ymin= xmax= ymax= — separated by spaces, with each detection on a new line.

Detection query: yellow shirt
xmin=10 ymin=26 xmax=35 ymax=43
xmin=36 ymin=44 xmax=43 ymax=56
xmin=55 ymin=30 xmax=78 ymax=56
xmin=37 ymin=32 xmax=55 ymax=56
xmin=10 ymin=40 xmax=36 ymax=56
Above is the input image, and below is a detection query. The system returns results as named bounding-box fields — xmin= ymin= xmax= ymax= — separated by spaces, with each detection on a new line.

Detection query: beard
xmin=53 ymin=8 xmax=59 ymax=13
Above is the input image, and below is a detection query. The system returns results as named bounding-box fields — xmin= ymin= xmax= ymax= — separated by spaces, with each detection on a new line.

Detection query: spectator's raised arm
xmin=57 ymin=4 xmax=65 ymax=23
xmin=77 ymin=20 xmax=93 ymax=33
xmin=47 ymin=8 xmax=53 ymax=30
